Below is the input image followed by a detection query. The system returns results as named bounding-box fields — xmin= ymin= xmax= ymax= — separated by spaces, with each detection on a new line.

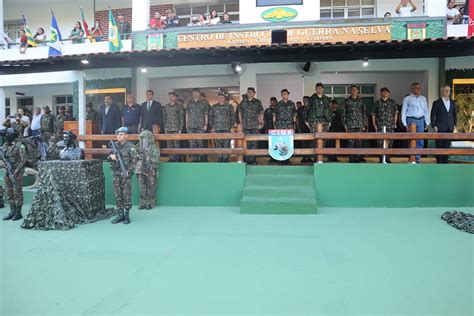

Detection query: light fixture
xmin=141 ymin=67 xmax=148 ymax=73
xmin=362 ymin=58 xmax=369 ymax=67
xmin=81 ymin=59 xmax=89 ymax=65
xmin=231 ymin=62 xmax=242 ymax=74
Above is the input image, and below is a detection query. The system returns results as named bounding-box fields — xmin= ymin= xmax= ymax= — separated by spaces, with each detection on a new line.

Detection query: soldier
xmin=86 ymin=102 xmax=100 ymax=122
xmin=1 ymin=128 xmax=27 ymax=221
xmin=296 ymin=100 xmax=311 ymax=163
xmin=264 ymin=97 xmax=278 ymax=133
xmin=200 ymin=92 xmax=211 ymax=162
xmin=3 ymin=112 xmax=28 ymax=137
xmin=0 ymin=185 xmax=4 ymax=208
xmin=237 ymin=87 xmax=263 ymax=164
xmin=306 ymin=83 xmax=332 ymax=133
xmin=135 ymin=130 xmax=160 ymax=210
xmin=40 ymin=106 xmax=56 ymax=141
xmin=343 ymin=85 xmax=367 ymax=163
xmin=186 ymin=89 xmax=209 ymax=162
xmin=275 ymin=89 xmax=296 ymax=164
xmin=108 ymin=127 xmax=137 ymax=225
xmin=327 ymin=100 xmax=344 ymax=162
xmin=163 ymin=92 xmax=184 ymax=162
xmin=372 ymin=87 xmax=399 ymax=163
xmin=56 ymin=106 xmax=66 ymax=137
xmin=209 ymin=92 xmax=236 ymax=162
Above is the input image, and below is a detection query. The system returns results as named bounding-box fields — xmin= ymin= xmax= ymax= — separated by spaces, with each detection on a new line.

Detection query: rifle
xmin=109 ymin=140 xmax=129 ymax=178
xmin=0 ymin=148 xmax=16 ymax=185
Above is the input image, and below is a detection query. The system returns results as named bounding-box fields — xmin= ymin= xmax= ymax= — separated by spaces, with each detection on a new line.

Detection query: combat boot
xmin=12 ymin=206 xmax=23 ymax=221
xmin=123 ymin=209 xmax=131 ymax=225
xmin=2 ymin=206 xmax=15 ymax=221
xmin=0 ymin=200 xmax=4 ymax=208
xmin=111 ymin=209 xmax=124 ymax=224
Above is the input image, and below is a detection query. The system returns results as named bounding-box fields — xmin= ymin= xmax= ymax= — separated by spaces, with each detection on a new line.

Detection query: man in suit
xmin=431 ymin=85 xmax=457 ymax=164
xmin=99 ymin=95 xmax=122 ymax=134
xmin=140 ymin=90 xmax=163 ymax=132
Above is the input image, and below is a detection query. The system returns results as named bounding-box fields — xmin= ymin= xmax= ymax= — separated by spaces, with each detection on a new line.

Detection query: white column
xmin=136 ymin=68 xmax=148 ymax=104
xmin=76 ymin=71 xmax=86 ymax=148
xmin=0 ymin=88 xmax=5 ymax=122
xmin=425 ymin=0 xmax=446 ymax=17
xmin=0 ymin=0 xmax=4 ymax=34
xmin=132 ymin=0 xmax=150 ymax=32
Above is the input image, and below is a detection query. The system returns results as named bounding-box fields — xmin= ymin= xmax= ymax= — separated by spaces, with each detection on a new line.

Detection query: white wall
xmin=4 ymin=83 xmax=73 ymax=113
xmin=445 ymin=56 xmax=474 ymax=70
xmin=257 ymin=73 xmax=304 ymax=107
xmin=239 ymin=0 xmax=319 ymax=24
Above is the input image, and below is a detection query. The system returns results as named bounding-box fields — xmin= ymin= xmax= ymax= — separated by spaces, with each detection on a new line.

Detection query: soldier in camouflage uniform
xmin=306 ymin=83 xmax=332 ymax=133
xmin=56 ymin=106 xmax=66 ymax=137
xmin=186 ymin=89 xmax=209 ymax=162
xmin=1 ymin=128 xmax=27 ymax=221
xmin=108 ymin=127 xmax=137 ymax=225
xmin=163 ymin=92 xmax=184 ymax=162
xmin=275 ymin=89 xmax=296 ymax=129
xmin=343 ymin=85 xmax=367 ymax=163
xmin=264 ymin=97 xmax=278 ymax=133
xmin=209 ymin=92 xmax=236 ymax=162
xmin=40 ymin=106 xmax=56 ymax=141
xmin=135 ymin=130 xmax=160 ymax=210
xmin=237 ymin=87 xmax=263 ymax=164
xmin=86 ymin=102 xmax=100 ymax=122
xmin=2 ymin=114 xmax=28 ymax=137
xmin=371 ymin=87 xmax=399 ymax=163
xmin=0 ymin=185 xmax=4 ymax=208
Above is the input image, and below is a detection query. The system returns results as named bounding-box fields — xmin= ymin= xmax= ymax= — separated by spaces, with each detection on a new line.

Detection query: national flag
xmin=21 ymin=14 xmax=37 ymax=47
xmin=81 ymin=7 xmax=95 ymax=42
xmin=49 ymin=12 xmax=63 ymax=56
xmin=468 ymin=0 xmax=474 ymax=37
xmin=108 ymin=9 xmax=123 ymax=52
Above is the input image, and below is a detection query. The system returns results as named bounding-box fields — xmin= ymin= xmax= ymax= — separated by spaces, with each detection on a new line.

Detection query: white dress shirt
xmin=398 ymin=5 xmax=413 ymax=17
xmin=442 ymin=97 xmax=450 ymax=112
xmin=31 ymin=113 xmax=43 ymax=131
xmin=401 ymin=93 xmax=430 ymax=126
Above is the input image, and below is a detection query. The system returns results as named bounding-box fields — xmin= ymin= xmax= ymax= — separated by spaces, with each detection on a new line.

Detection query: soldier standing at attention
xmin=199 ymin=92 xmax=211 ymax=162
xmin=306 ymin=83 xmax=332 ymax=133
xmin=372 ymin=87 xmax=399 ymax=163
xmin=264 ymin=97 xmax=278 ymax=133
xmin=40 ymin=106 xmax=56 ymax=141
xmin=86 ymin=102 xmax=99 ymax=122
xmin=2 ymin=128 xmax=27 ymax=221
xmin=108 ymin=127 xmax=137 ymax=225
xmin=275 ymin=89 xmax=297 ymax=164
xmin=237 ymin=87 xmax=263 ymax=165
xmin=163 ymin=92 xmax=184 ymax=162
xmin=209 ymin=92 xmax=236 ymax=162
xmin=56 ymin=105 xmax=66 ymax=137
xmin=186 ymin=89 xmax=209 ymax=162
xmin=136 ymin=130 xmax=160 ymax=210
xmin=343 ymin=85 xmax=367 ymax=163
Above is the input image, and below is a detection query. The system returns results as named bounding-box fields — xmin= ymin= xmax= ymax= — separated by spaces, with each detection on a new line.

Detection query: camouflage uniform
xmin=110 ymin=141 xmax=137 ymax=212
xmin=306 ymin=94 xmax=332 ymax=132
xmin=372 ymin=98 xmax=399 ymax=148
xmin=40 ymin=113 xmax=56 ymax=141
xmin=135 ymin=131 xmax=160 ymax=209
xmin=163 ymin=102 xmax=184 ymax=162
xmin=2 ymin=120 xmax=26 ymax=137
xmin=209 ymin=102 xmax=236 ymax=162
xmin=86 ymin=109 xmax=100 ymax=121
xmin=0 ymin=185 xmax=4 ymax=208
xmin=56 ymin=114 xmax=65 ymax=137
xmin=186 ymin=99 xmax=209 ymax=162
xmin=2 ymin=142 xmax=27 ymax=208
xmin=237 ymin=98 xmax=263 ymax=164
xmin=343 ymin=96 xmax=367 ymax=161
xmin=275 ymin=100 xmax=296 ymax=129
xmin=263 ymin=107 xmax=277 ymax=132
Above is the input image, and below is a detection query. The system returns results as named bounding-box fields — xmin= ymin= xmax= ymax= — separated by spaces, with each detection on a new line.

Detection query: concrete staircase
xmin=240 ymin=166 xmax=317 ymax=214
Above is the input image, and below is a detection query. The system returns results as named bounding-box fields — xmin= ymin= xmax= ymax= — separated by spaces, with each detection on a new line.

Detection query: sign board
xmin=268 ymin=129 xmax=294 ymax=161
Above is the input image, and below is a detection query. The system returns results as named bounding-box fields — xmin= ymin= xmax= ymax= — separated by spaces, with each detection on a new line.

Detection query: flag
xmin=49 ymin=12 xmax=62 ymax=56
xmin=81 ymin=7 xmax=95 ymax=42
xmin=468 ymin=0 xmax=474 ymax=37
xmin=22 ymin=14 xmax=37 ymax=47
xmin=108 ymin=9 xmax=122 ymax=52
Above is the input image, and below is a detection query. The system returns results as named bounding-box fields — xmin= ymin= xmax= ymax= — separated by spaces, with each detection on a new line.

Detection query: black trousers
xmin=435 ymin=130 xmax=453 ymax=164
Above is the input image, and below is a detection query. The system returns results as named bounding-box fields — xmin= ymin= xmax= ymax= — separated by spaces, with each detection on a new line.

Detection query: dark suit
xmin=431 ymin=98 xmax=457 ymax=164
xmin=99 ymin=104 xmax=122 ymax=134
xmin=140 ymin=100 xmax=163 ymax=132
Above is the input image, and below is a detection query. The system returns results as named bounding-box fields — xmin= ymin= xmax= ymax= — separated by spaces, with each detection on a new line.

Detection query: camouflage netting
xmin=22 ymin=160 xmax=115 ymax=231
xmin=441 ymin=211 xmax=474 ymax=234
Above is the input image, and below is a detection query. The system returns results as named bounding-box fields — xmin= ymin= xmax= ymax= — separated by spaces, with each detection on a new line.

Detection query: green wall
xmin=104 ymin=162 xmax=246 ymax=206
xmin=314 ymin=164 xmax=474 ymax=208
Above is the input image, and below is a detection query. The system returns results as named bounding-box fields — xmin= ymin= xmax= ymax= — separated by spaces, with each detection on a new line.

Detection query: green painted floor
xmin=1 ymin=206 xmax=473 ymax=316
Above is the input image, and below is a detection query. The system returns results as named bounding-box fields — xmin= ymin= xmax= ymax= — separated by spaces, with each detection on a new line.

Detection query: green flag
xmin=108 ymin=9 xmax=122 ymax=52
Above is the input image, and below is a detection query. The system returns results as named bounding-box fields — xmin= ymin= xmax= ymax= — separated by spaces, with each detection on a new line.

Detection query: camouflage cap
xmin=115 ymin=127 xmax=128 ymax=134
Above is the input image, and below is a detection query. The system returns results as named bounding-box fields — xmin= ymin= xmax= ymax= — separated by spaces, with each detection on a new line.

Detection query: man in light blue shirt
xmin=401 ymin=82 xmax=430 ymax=163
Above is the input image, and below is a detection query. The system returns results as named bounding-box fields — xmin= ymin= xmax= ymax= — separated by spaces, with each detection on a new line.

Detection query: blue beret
xmin=115 ymin=127 xmax=128 ymax=134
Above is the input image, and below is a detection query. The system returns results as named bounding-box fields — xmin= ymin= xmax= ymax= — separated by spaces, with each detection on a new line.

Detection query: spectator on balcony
xmin=165 ymin=9 xmax=180 ymax=28
xmin=117 ymin=13 xmax=131 ymax=39
xmin=18 ymin=30 xmax=28 ymax=53
xmin=69 ymin=21 xmax=84 ymax=44
xmin=208 ymin=10 xmax=221 ymax=25
xmin=190 ymin=14 xmax=208 ymax=26
xmin=395 ymin=0 xmax=417 ymax=17
xmin=33 ymin=27 xmax=46 ymax=46
xmin=384 ymin=12 xmax=392 ymax=19
xmin=446 ymin=0 xmax=462 ymax=25
xmin=221 ymin=12 xmax=232 ymax=24
xmin=91 ymin=20 xmax=103 ymax=42
xmin=150 ymin=12 xmax=165 ymax=30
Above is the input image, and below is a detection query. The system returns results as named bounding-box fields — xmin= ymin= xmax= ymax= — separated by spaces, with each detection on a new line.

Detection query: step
xmin=246 ymin=166 xmax=314 ymax=176
xmin=242 ymin=187 xmax=316 ymax=200
xmin=245 ymin=175 xmax=315 ymax=188
xmin=240 ymin=197 xmax=317 ymax=214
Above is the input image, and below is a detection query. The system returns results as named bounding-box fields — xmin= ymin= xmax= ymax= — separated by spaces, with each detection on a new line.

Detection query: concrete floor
xmin=1 ymin=206 xmax=473 ymax=315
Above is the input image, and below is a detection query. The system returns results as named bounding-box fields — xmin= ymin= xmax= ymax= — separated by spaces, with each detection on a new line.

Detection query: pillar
xmin=132 ymin=0 xmax=150 ymax=32
xmin=0 ymin=88 xmax=5 ymax=122
xmin=76 ymin=71 xmax=86 ymax=148
xmin=425 ymin=0 xmax=446 ymax=17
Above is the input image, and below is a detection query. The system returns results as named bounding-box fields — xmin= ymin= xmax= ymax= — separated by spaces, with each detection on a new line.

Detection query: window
xmin=256 ymin=0 xmax=303 ymax=6
xmin=5 ymin=97 xmax=11 ymax=117
xmin=17 ymin=97 xmax=34 ymax=114
xmin=175 ymin=2 xmax=240 ymax=26
xmin=54 ymin=95 xmax=73 ymax=113
xmin=3 ymin=20 xmax=23 ymax=42
xmin=320 ymin=0 xmax=375 ymax=20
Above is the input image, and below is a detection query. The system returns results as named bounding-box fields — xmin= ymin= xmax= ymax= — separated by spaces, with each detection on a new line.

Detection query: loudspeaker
xmin=271 ymin=30 xmax=287 ymax=44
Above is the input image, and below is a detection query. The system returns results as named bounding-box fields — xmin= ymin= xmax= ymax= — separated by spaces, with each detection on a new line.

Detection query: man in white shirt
xmin=30 ymin=107 xmax=43 ymax=137
xmin=446 ymin=0 xmax=461 ymax=25
xmin=401 ymin=82 xmax=430 ymax=163
xmin=396 ymin=0 xmax=417 ymax=17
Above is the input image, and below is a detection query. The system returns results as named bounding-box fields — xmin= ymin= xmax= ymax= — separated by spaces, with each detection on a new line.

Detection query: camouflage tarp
xmin=441 ymin=211 xmax=474 ymax=234
xmin=22 ymin=160 xmax=114 ymax=230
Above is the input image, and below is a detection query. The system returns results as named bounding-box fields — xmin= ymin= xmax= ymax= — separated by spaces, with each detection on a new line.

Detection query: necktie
xmin=147 ymin=101 xmax=151 ymax=111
